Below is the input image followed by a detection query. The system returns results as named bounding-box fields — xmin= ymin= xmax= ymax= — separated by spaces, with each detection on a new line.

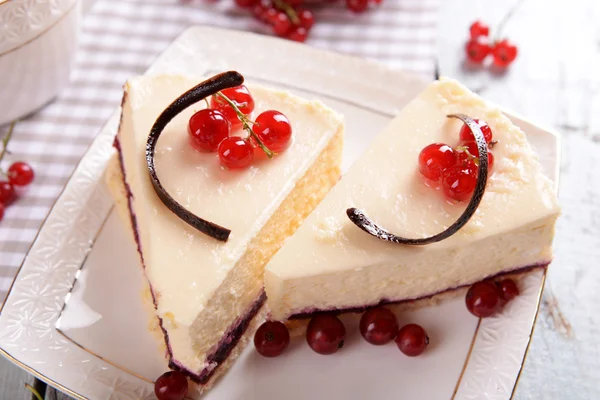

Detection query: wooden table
xmin=2 ymin=0 xmax=599 ymax=398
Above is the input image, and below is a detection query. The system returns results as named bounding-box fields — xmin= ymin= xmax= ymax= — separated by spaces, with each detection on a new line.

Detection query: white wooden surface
xmin=2 ymin=0 xmax=600 ymax=399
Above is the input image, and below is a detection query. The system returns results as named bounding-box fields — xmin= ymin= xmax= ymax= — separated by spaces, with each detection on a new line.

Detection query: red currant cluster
xmin=466 ymin=20 xmax=518 ymax=67
xmin=188 ymin=85 xmax=292 ymax=169
xmin=418 ymin=119 xmax=495 ymax=202
xmin=465 ymin=277 xmax=520 ymax=318
xmin=235 ymin=0 xmax=382 ymax=42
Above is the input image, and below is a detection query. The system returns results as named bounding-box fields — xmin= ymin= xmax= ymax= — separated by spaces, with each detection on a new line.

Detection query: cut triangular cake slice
xmin=105 ymin=74 xmax=343 ymax=388
xmin=265 ymin=78 xmax=560 ymax=321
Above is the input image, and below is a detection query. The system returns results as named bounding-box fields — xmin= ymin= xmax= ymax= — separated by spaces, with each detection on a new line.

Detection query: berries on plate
xmin=254 ymin=321 xmax=290 ymax=357
xmin=188 ymin=109 xmax=230 ymax=152
xmin=252 ymin=110 xmax=293 ymax=153
xmin=218 ymin=137 xmax=255 ymax=169
xmin=306 ymin=314 xmax=346 ymax=355
xmin=395 ymin=324 xmax=429 ymax=357
xmin=465 ymin=280 xmax=500 ymax=318
xmin=359 ymin=307 xmax=399 ymax=345
xmin=154 ymin=370 xmax=188 ymax=400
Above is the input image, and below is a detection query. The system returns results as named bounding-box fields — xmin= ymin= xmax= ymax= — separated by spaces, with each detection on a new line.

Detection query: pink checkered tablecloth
xmin=0 ymin=0 xmax=439 ymax=303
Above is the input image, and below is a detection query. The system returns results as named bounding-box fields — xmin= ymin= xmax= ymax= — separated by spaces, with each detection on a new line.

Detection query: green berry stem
xmin=0 ymin=120 xmax=16 ymax=164
xmin=273 ymin=0 xmax=300 ymax=24
xmin=25 ymin=383 xmax=44 ymax=400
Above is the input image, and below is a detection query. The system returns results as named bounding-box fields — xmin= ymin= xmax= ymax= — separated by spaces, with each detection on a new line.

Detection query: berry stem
xmin=25 ymin=384 xmax=44 ymax=400
xmin=0 ymin=120 xmax=16 ymax=164
xmin=494 ymin=0 xmax=526 ymax=41
xmin=215 ymin=92 xmax=274 ymax=159
xmin=272 ymin=0 xmax=300 ymax=24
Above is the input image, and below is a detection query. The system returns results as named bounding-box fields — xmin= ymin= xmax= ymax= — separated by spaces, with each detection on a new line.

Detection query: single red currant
xmin=252 ymin=110 xmax=292 ymax=153
xmin=306 ymin=314 xmax=346 ymax=355
xmin=498 ymin=279 xmax=519 ymax=301
xmin=235 ymin=0 xmax=258 ymax=7
xmin=298 ymin=9 xmax=314 ymax=30
xmin=469 ymin=20 xmax=489 ymax=38
xmin=273 ymin=12 xmax=292 ymax=37
xmin=211 ymin=85 xmax=255 ymax=131
xmin=188 ymin=109 xmax=230 ymax=152
xmin=418 ymin=143 xmax=456 ymax=182
xmin=264 ymin=7 xmax=279 ymax=25
xmin=359 ymin=307 xmax=399 ymax=345
xmin=252 ymin=3 xmax=269 ymax=21
xmin=492 ymin=39 xmax=518 ymax=68
xmin=254 ymin=321 xmax=290 ymax=357
xmin=465 ymin=37 xmax=491 ymax=64
xmin=395 ymin=324 xmax=429 ymax=357
xmin=465 ymin=281 xmax=500 ymax=318
xmin=442 ymin=164 xmax=478 ymax=201
xmin=459 ymin=119 xmax=493 ymax=143
xmin=154 ymin=371 xmax=188 ymax=400
xmin=218 ymin=137 xmax=255 ymax=169
xmin=346 ymin=0 xmax=368 ymax=13
xmin=0 ymin=181 xmax=16 ymax=206
xmin=287 ymin=27 xmax=308 ymax=43
xmin=7 ymin=161 xmax=34 ymax=187
xmin=0 ymin=202 xmax=5 ymax=222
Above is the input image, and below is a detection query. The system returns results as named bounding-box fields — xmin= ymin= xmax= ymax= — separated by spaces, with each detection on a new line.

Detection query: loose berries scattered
xmin=464 ymin=19 xmax=518 ymax=68
xmin=418 ymin=143 xmax=456 ymax=182
xmin=188 ymin=109 xmax=230 ymax=152
xmin=492 ymin=39 xmax=518 ymax=68
xmin=498 ymin=279 xmax=519 ymax=301
xmin=254 ymin=321 xmax=290 ymax=357
xmin=359 ymin=307 xmax=399 ymax=345
xmin=395 ymin=324 xmax=429 ymax=357
xmin=465 ymin=281 xmax=500 ymax=318
xmin=306 ymin=314 xmax=346 ymax=355
xmin=465 ymin=37 xmax=491 ymax=64
xmin=7 ymin=161 xmax=34 ymax=187
xmin=252 ymin=110 xmax=293 ymax=153
xmin=469 ymin=20 xmax=489 ymax=38
xmin=0 ymin=181 xmax=16 ymax=206
xmin=218 ymin=137 xmax=255 ymax=169
xmin=210 ymin=85 xmax=255 ymax=131
xmin=154 ymin=370 xmax=188 ymax=400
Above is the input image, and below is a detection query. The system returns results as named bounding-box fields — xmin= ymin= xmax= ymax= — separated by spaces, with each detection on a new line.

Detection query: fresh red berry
xmin=306 ymin=314 xmax=346 ymax=355
xmin=0 ymin=181 xmax=16 ymax=206
xmin=211 ymin=85 xmax=255 ymax=131
xmin=264 ymin=7 xmax=279 ymax=25
xmin=465 ymin=281 xmax=500 ymax=318
xmin=7 ymin=162 xmax=34 ymax=187
xmin=0 ymin=202 xmax=5 ymax=222
xmin=252 ymin=3 xmax=270 ymax=21
xmin=235 ymin=0 xmax=258 ymax=7
xmin=418 ymin=143 xmax=456 ymax=182
xmin=372 ymin=0 xmax=383 ymax=4
xmin=187 ymin=109 xmax=230 ymax=152
xmin=469 ymin=20 xmax=489 ymax=38
xmin=395 ymin=324 xmax=429 ymax=357
xmin=442 ymin=164 xmax=478 ymax=201
xmin=287 ymin=27 xmax=308 ymax=43
xmin=346 ymin=0 xmax=368 ymax=13
xmin=298 ymin=9 xmax=314 ymax=30
xmin=218 ymin=137 xmax=255 ymax=169
xmin=273 ymin=12 xmax=292 ymax=37
xmin=465 ymin=37 xmax=491 ymax=63
xmin=359 ymin=307 xmax=399 ymax=345
xmin=254 ymin=321 xmax=290 ymax=357
xmin=492 ymin=39 xmax=518 ymax=67
xmin=252 ymin=110 xmax=292 ymax=153
xmin=498 ymin=279 xmax=519 ymax=301
xmin=459 ymin=118 xmax=493 ymax=143
xmin=154 ymin=371 xmax=188 ymax=400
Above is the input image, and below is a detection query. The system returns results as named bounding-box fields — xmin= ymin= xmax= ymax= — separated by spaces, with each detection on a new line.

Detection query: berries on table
xmin=395 ymin=324 xmax=429 ymax=357
xmin=188 ymin=109 xmax=230 ymax=152
xmin=0 ymin=181 xmax=16 ymax=206
xmin=359 ymin=307 xmax=399 ymax=345
xmin=210 ymin=85 xmax=255 ymax=131
xmin=254 ymin=321 xmax=290 ymax=357
xmin=298 ymin=9 xmax=314 ymax=30
xmin=7 ymin=161 xmax=34 ymax=187
xmin=306 ymin=314 xmax=346 ymax=355
xmin=218 ymin=137 xmax=255 ymax=169
xmin=498 ymin=279 xmax=519 ymax=301
xmin=465 ymin=280 xmax=500 ymax=318
xmin=346 ymin=0 xmax=368 ymax=13
xmin=154 ymin=371 xmax=188 ymax=400
xmin=469 ymin=20 xmax=489 ymax=38
xmin=492 ymin=39 xmax=518 ymax=68
xmin=418 ymin=143 xmax=456 ymax=182
xmin=465 ymin=37 xmax=491 ymax=64
xmin=252 ymin=110 xmax=293 ymax=153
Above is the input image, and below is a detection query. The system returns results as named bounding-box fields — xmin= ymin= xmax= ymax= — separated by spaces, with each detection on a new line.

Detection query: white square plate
xmin=0 ymin=27 xmax=559 ymax=400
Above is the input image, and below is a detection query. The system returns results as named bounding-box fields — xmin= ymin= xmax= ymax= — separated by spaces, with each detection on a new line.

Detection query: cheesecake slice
xmin=105 ymin=74 xmax=343 ymax=388
xmin=265 ymin=78 xmax=560 ymax=321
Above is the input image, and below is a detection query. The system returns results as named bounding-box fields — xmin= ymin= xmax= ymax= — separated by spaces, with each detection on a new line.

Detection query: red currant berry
xmin=0 ymin=202 xmax=5 ymax=222
xmin=298 ymin=9 xmax=314 ymax=30
xmin=418 ymin=143 xmax=456 ymax=182
xmin=498 ymin=279 xmax=519 ymax=301
xmin=273 ymin=12 xmax=292 ymax=37
xmin=7 ymin=162 xmax=34 ymax=187
xmin=0 ymin=181 xmax=16 ymax=206
xmin=252 ymin=3 xmax=270 ymax=21
xmin=492 ymin=39 xmax=518 ymax=68
xmin=359 ymin=307 xmax=399 ymax=345
xmin=395 ymin=324 xmax=429 ymax=357
xmin=187 ymin=109 xmax=230 ymax=152
xmin=465 ymin=281 xmax=500 ymax=318
xmin=264 ymin=7 xmax=279 ymax=25
xmin=469 ymin=20 xmax=489 ymax=38
xmin=154 ymin=371 xmax=188 ymax=400
xmin=372 ymin=0 xmax=383 ymax=4
xmin=287 ymin=27 xmax=308 ymax=43
xmin=235 ymin=0 xmax=258 ymax=7
xmin=306 ymin=314 xmax=346 ymax=355
xmin=254 ymin=321 xmax=290 ymax=357
xmin=211 ymin=85 xmax=255 ymax=131
xmin=346 ymin=0 xmax=368 ymax=13
xmin=442 ymin=165 xmax=478 ymax=201
xmin=465 ymin=37 xmax=491 ymax=64
xmin=252 ymin=110 xmax=292 ymax=153
xmin=459 ymin=118 xmax=493 ymax=143
xmin=218 ymin=137 xmax=254 ymax=169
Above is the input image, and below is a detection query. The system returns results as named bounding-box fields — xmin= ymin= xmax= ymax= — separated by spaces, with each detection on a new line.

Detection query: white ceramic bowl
xmin=0 ymin=0 xmax=80 ymax=125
